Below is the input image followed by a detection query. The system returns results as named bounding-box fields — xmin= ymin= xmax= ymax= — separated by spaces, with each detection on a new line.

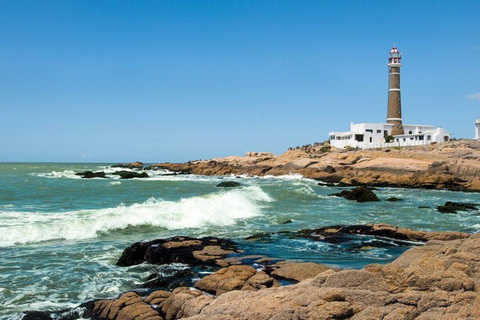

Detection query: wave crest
xmin=0 ymin=186 xmax=271 ymax=247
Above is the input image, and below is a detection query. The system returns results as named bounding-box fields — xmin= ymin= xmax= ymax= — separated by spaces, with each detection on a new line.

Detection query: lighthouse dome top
xmin=389 ymin=45 xmax=401 ymax=64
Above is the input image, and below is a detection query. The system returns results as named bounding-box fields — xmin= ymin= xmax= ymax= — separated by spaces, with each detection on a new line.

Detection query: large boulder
xmin=194 ymin=265 xmax=278 ymax=295
xmin=116 ymin=236 xmax=241 ymax=267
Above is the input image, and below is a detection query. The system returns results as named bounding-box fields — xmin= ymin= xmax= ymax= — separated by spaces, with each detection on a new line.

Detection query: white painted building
xmin=475 ymin=119 xmax=480 ymax=140
xmin=329 ymin=122 xmax=450 ymax=149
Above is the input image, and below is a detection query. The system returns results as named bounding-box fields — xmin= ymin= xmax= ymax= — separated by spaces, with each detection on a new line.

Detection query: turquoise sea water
xmin=1 ymin=163 xmax=479 ymax=319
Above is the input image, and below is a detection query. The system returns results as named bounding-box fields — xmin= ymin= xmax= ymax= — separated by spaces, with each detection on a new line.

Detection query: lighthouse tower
xmin=387 ymin=46 xmax=404 ymax=135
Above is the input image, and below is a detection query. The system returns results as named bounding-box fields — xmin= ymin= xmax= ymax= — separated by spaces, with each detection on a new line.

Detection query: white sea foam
xmin=0 ymin=186 xmax=271 ymax=247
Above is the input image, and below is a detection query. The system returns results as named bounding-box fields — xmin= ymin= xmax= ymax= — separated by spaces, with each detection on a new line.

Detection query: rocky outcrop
xmin=194 ymin=265 xmax=278 ymax=295
xmin=111 ymin=171 xmax=149 ymax=179
xmin=331 ymin=187 xmax=380 ymax=202
xmin=437 ymin=201 xmax=479 ymax=214
xmin=75 ymin=234 xmax=480 ymax=320
xmin=116 ymin=236 xmax=241 ymax=267
xmin=75 ymin=171 xmax=107 ymax=179
xmin=265 ymin=261 xmax=334 ymax=282
xmin=111 ymin=162 xmax=144 ymax=170
xmin=298 ymin=223 xmax=470 ymax=244
xmin=147 ymin=140 xmax=480 ymax=191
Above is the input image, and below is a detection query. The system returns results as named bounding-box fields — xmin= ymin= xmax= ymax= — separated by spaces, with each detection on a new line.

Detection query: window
xmin=355 ymin=134 xmax=364 ymax=142
xmin=427 ymin=135 xmax=431 ymax=140
xmin=409 ymin=131 xmax=412 ymax=134
xmin=410 ymin=137 xmax=414 ymax=140
xmin=403 ymin=138 xmax=406 ymax=142
xmin=419 ymin=136 xmax=424 ymax=141
xmin=330 ymin=136 xmax=335 ymax=140
xmin=384 ymin=130 xmax=388 ymax=136
xmin=376 ymin=130 xmax=382 ymax=134
xmin=366 ymin=129 xmax=373 ymax=133
xmin=369 ymin=137 xmax=372 ymax=143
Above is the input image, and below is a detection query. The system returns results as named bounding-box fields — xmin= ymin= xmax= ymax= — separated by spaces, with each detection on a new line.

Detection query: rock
xmin=194 ymin=265 xmax=277 ymax=295
xmin=437 ymin=201 xmax=478 ymax=213
xmin=141 ymin=268 xmax=199 ymax=290
xmin=86 ymin=291 xmax=162 ymax=320
xmin=117 ymin=236 xmax=240 ymax=267
xmin=215 ymin=181 xmax=241 ymax=188
xmin=111 ymin=162 xmax=144 ymax=169
xmin=75 ymin=171 xmax=106 ymax=179
xmin=281 ymin=219 xmax=293 ymax=224
xmin=22 ymin=311 xmax=53 ymax=320
xmin=332 ymin=187 xmax=380 ymax=202
xmin=386 ymin=197 xmax=403 ymax=202
xmin=298 ymin=223 xmax=470 ymax=243
xmin=111 ymin=171 xmax=149 ymax=179
xmin=266 ymin=261 xmax=333 ymax=282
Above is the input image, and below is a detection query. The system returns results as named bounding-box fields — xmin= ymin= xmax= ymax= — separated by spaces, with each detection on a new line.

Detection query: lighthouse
xmin=387 ymin=46 xmax=404 ymax=135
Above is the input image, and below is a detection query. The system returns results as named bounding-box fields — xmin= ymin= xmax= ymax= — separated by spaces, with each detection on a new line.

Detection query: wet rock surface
xmin=331 ymin=187 xmax=380 ymax=202
xmin=111 ymin=171 xmax=149 ymax=179
xmin=38 ymin=232 xmax=480 ymax=320
xmin=437 ymin=201 xmax=479 ymax=214
xmin=297 ymin=223 xmax=470 ymax=244
xmin=116 ymin=236 xmax=241 ymax=267
xmin=75 ymin=171 xmax=107 ymax=179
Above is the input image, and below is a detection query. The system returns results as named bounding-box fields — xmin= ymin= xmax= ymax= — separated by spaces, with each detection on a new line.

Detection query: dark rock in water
xmin=111 ymin=170 xmax=149 ymax=179
xmin=386 ymin=197 xmax=402 ymax=202
xmin=437 ymin=201 xmax=478 ymax=214
xmin=22 ymin=311 xmax=53 ymax=320
xmin=74 ymin=171 xmax=106 ymax=179
xmin=296 ymin=223 xmax=469 ymax=244
xmin=117 ymin=236 xmax=240 ymax=267
xmin=281 ymin=219 xmax=293 ymax=224
xmin=418 ymin=206 xmax=431 ymax=209
xmin=141 ymin=267 xmax=200 ymax=290
xmin=437 ymin=205 xmax=458 ymax=214
xmin=216 ymin=181 xmax=241 ymax=188
xmin=318 ymin=175 xmax=343 ymax=184
xmin=111 ymin=161 xmax=143 ymax=169
xmin=332 ymin=187 xmax=380 ymax=202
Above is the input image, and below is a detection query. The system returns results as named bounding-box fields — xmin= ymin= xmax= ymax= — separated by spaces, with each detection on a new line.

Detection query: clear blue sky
xmin=1 ymin=1 xmax=479 ymax=162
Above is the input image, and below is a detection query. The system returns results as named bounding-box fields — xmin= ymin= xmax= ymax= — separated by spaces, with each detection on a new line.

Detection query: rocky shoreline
xmin=23 ymin=224 xmax=480 ymax=320
xmin=142 ymin=140 xmax=480 ymax=192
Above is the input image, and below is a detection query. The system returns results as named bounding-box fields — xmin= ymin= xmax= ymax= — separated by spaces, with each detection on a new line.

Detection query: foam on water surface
xmin=0 ymin=186 xmax=271 ymax=247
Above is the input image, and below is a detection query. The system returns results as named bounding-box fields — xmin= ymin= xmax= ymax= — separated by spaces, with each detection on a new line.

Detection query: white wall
xmin=329 ymin=123 xmax=450 ymax=150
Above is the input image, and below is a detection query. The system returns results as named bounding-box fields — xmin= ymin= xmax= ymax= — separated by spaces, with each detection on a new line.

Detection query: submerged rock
xmin=437 ymin=201 xmax=479 ymax=214
xmin=116 ymin=236 xmax=241 ymax=267
xmin=386 ymin=197 xmax=402 ymax=202
xmin=332 ymin=186 xmax=380 ymax=202
xmin=215 ymin=181 xmax=242 ymax=188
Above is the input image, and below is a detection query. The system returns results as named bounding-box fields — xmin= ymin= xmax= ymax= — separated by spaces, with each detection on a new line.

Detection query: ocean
xmin=0 ymin=163 xmax=479 ymax=319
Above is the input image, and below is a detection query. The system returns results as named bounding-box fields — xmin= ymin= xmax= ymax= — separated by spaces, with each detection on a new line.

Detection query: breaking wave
xmin=0 ymin=186 xmax=272 ymax=247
